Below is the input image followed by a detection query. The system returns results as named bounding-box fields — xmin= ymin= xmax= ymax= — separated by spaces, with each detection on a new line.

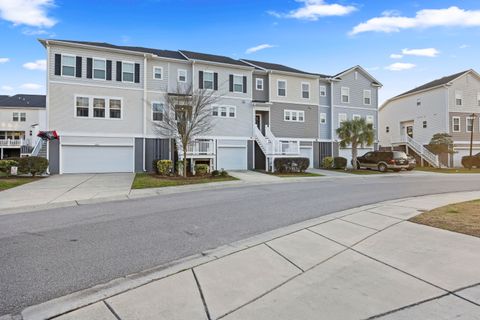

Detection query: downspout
xmin=375 ymin=86 xmax=380 ymax=149
xmin=143 ymin=54 xmax=147 ymax=171
xmin=330 ymin=79 xmax=335 ymax=156
xmin=46 ymin=41 xmax=51 ymax=173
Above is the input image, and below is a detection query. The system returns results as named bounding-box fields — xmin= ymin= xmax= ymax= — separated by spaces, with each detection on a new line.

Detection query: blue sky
xmin=0 ymin=0 xmax=479 ymax=103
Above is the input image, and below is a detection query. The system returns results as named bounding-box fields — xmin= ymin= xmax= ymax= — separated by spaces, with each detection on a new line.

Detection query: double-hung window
xmin=20 ymin=113 xmax=26 ymax=122
xmin=338 ymin=113 xmax=347 ymax=126
xmin=76 ymin=97 xmax=89 ymax=117
xmin=93 ymin=59 xmax=106 ymax=80
xmin=203 ymin=71 xmax=214 ymax=90
xmin=455 ymin=91 xmax=463 ymax=106
xmin=278 ymin=80 xmax=286 ymax=97
xmin=353 ymin=114 xmax=361 ymax=121
xmin=256 ymin=78 xmax=264 ymax=91
xmin=341 ymin=87 xmax=350 ymax=103
xmin=366 ymin=115 xmax=374 ymax=128
xmin=178 ymin=69 xmax=187 ymax=82
xmin=320 ymin=113 xmax=327 ymax=124
xmin=467 ymin=117 xmax=474 ymax=132
xmin=233 ymin=75 xmax=243 ymax=93
xmin=228 ymin=106 xmax=236 ymax=118
xmin=301 ymin=83 xmax=310 ymax=99
xmin=212 ymin=105 xmax=235 ymax=118
xmin=363 ymin=90 xmax=372 ymax=105
xmin=152 ymin=102 xmax=164 ymax=121
xmin=62 ymin=55 xmax=75 ymax=77
xmin=319 ymin=86 xmax=327 ymax=97
xmin=284 ymin=110 xmax=304 ymax=122
xmin=109 ymin=99 xmax=121 ymax=119
xmin=153 ymin=67 xmax=163 ymax=80
xmin=220 ymin=106 xmax=227 ymax=117
xmin=93 ymin=98 xmax=106 ymax=118
xmin=122 ymin=62 xmax=134 ymax=82
xmin=452 ymin=117 xmax=461 ymax=132
xmin=12 ymin=112 xmax=19 ymax=122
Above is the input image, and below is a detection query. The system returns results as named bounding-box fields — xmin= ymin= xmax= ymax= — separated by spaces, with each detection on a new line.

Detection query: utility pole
xmin=469 ymin=113 xmax=476 ymax=170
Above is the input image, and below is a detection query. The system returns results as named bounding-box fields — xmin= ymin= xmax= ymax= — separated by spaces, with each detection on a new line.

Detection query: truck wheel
xmin=378 ymin=163 xmax=388 ymax=172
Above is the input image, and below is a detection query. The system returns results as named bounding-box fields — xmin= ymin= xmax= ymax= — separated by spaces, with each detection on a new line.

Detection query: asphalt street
xmin=1 ymin=174 xmax=480 ymax=316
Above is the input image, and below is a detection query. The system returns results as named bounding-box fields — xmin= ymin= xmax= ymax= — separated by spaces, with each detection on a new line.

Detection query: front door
xmin=406 ymin=125 xmax=413 ymax=138
xmin=255 ymin=114 xmax=262 ymax=131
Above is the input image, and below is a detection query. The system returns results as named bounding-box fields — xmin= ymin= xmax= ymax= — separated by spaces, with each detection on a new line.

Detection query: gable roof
xmin=41 ymin=39 xmax=188 ymax=61
xmin=0 ymin=95 xmax=8 ymax=104
xmin=0 ymin=94 xmax=46 ymax=108
xmin=393 ymin=70 xmax=472 ymax=99
xmin=333 ymin=65 xmax=382 ymax=86
xmin=240 ymin=59 xmax=319 ymax=76
xmin=179 ymin=50 xmax=251 ymax=67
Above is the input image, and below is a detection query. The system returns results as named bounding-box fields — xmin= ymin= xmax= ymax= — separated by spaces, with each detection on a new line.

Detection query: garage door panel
xmin=217 ymin=147 xmax=247 ymax=170
xmin=300 ymin=147 xmax=313 ymax=168
xmin=62 ymin=145 xmax=133 ymax=173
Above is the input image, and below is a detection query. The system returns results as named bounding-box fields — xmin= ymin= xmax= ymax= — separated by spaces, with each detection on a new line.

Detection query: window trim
xmin=203 ymin=71 xmax=214 ymax=90
xmin=320 ymin=112 xmax=327 ymax=124
xmin=233 ymin=74 xmax=244 ymax=93
xmin=20 ymin=112 xmax=26 ymax=122
xmin=466 ymin=116 xmax=474 ymax=133
xmin=12 ymin=112 xmax=19 ymax=122
xmin=366 ymin=115 xmax=374 ymax=128
xmin=338 ymin=113 xmax=347 ymax=127
xmin=151 ymin=101 xmax=165 ymax=122
xmin=277 ymin=79 xmax=287 ymax=97
xmin=61 ymin=54 xmax=76 ymax=77
xmin=284 ymin=109 xmax=305 ymax=122
xmin=452 ymin=116 xmax=461 ymax=133
xmin=341 ymin=87 xmax=350 ymax=104
xmin=212 ymin=105 xmax=236 ymax=118
xmin=92 ymin=57 xmax=107 ymax=81
xmin=352 ymin=114 xmax=361 ymax=121
xmin=74 ymin=95 xmax=123 ymax=120
xmin=122 ymin=61 xmax=135 ymax=83
xmin=455 ymin=90 xmax=463 ymax=106
xmin=319 ymin=85 xmax=327 ymax=97
xmin=301 ymin=82 xmax=310 ymax=99
xmin=153 ymin=66 xmax=163 ymax=80
xmin=177 ymin=69 xmax=187 ymax=83
xmin=363 ymin=89 xmax=372 ymax=105
xmin=256 ymin=78 xmax=264 ymax=91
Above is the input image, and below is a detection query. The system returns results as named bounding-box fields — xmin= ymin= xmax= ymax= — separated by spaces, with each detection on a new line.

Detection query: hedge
xmin=322 ymin=157 xmax=334 ymax=169
xmin=273 ymin=157 xmax=310 ymax=173
xmin=155 ymin=160 xmax=173 ymax=176
xmin=6 ymin=156 xmax=48 ymax=176
xmin=194 ymin=164 xmax=209 ymax=176
xmin=0 ymin=159 xmax=19 ymax=174
xmin=333 ymin=157 xmax=347 ymax=169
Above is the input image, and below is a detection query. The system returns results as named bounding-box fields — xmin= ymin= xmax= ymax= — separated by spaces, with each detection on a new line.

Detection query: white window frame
xmin=92 ymin=58 xmax=106 ymax=80
xmin=284 ymin=109 xmax=304 ymax=122
xmin=256 ymin=78 xmax=264 ymax=91
xmin=153 ymin=66 xmax=163 ymax=80
xmin=203 ymin=71 xmax=214 ymax=90
xmin=12 ymin=112 xmax=19 ymax=122
xmin=466 ymin=117 xmax=474 ymax=133
xmin=452 ymin=116 xmax=461 ymax=133
xmin=338 ymin=113 xmax=347 ymax=127
xmin=319 ymin=86 xmax=327 ymax=97
xmin=74 ymin=95 xmax=123 ymax=120
xmin=152 ymin=101 xmax=164 ymax=122
xmin=301 ymin=82 xmax=310 ymax=99
xmin=20 ymin=112 xmax=26 ymax=122
xmin=93 ymin=97 xmax=106 ymax=119
xmin=233 ymin=74 xmax=243 ymax=93
xmin=341 ymin=87 xmax=350 ymax=104
xmin=320 ymin=112 xmax=327 ymax=124
xmin=455 ymin=90 xmax=463 ymax=106
xmin=61 ymin=54 xmax=76 ymax=77
xmin=75 ymin=96 xmax=90 ymax=118
xmin=277 ymin=80 xmax=287 ymax=97
xmin=177 ymin=69 xmax=187 ymax=83
xmin=122 ymin=61 xmax=135 ymax=83
xmin=212 ymin=105 xmax=236 ymax=118
xmin=363 ymin=90 xmax=372 ymax=105
xmin=366 ymin=115 xmax=374 ymax=128
xmin=353 ymin=114 xmax=361 ymax=121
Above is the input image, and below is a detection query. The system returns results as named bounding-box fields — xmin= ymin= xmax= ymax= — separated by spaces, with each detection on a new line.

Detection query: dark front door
xmin=406 ymin=126 xmax=413 ymax=138
xmin=255 ymin=114 xmax=262 ymax=130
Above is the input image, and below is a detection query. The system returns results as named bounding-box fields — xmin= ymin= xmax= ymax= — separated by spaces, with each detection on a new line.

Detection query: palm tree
xmin=336 ymin=118 xmax=375 ymax=170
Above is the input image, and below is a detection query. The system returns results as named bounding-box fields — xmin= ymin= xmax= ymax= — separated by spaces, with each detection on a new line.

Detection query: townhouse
xmin=0 ymin=94 xmax=46 ymax=159
xmin=39 ymin=39 xmax=381 ymax=174
xmin=379 ymin=69 xmax=480 ymax=167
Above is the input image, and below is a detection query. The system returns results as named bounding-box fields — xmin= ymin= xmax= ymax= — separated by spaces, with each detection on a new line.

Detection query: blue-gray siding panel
xmin=48 ymin=139 xmax=60 ymax=174
xmin=270 ymin=102 xmax=318 ymax=138
xmin=319 ymin=106 xmax=331 ymax=140
xmin=135 ymin=138 xmax=144 ymax=172
xmin=145 ymin=138 xmax=171 ymax=172
xmin=332 ymin=69 xmax=378 ymax=109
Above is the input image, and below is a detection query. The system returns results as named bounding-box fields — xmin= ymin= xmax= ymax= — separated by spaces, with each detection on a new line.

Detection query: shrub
xmin=333 ymin=157 xmax=347 ymax=169
xmin=0 ymin=160 xmax=18 ymax=174
xmin=211 ymin=170 xmax=220 ymax=177
xmin=6 ymin=156 xmax=48 ymax=176
xmin=274 ymin=157 xmax=310 ymax=173
xmin=155 ymin=160 xmax=173 ymax=176
xmin=220 ymin=170 xmax=228 ymax=177
xmin=195 ymin=164 xmax=209 ymax=176
xmin=322 ymin=156 xmax=334 ymax=169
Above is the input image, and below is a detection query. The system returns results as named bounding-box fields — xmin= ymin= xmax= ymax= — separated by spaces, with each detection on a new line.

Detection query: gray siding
xmin=145 ymin=138 xmax=171 ymax=172
xmin=252 ymin=73 xmax=269 ymax=102
xmin=318 ymin=106 xmax=331 ymax=140
xmin=449 ymin=112 xmax=480 ymax=142
xmin=48 ymin=139 xmax=60 ymax=174
xmin=333 ymin=107 xmax=378 ymax=140
xmin=247 ymin=140 xmax=254 ymax=169
xmin=319 ymin=80 xmax=331 ymax=106
xmin=332 ymin=69 xmax=378 ymax=109
xmin=270 ymin=102 xmax=318 ymax=138
xmin=135 ymin=138 xmax=144 ymax=172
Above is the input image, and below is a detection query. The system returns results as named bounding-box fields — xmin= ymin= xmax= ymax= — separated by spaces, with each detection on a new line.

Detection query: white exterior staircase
xmin=400 ymin=135 xmax=440 ymax=168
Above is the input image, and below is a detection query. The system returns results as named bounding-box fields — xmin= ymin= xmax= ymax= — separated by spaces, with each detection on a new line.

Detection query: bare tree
xmin=152 ymin=85 xmax=220 ymax=177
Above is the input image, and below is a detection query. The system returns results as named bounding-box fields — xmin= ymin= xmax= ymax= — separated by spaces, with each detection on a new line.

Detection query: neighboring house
xmin=379 ymin=69 xmax=480 ymax=168
xmin=39 ymin=39 xmax=381 ymax=174
xmin=0 ymin=94 xmax=46 ymax=159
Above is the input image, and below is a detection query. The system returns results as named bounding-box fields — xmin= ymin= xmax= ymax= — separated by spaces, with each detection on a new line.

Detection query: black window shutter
xmin=75 ymin=57 xmax=82 ymax=78
xmin=243 ymin=76 xmax=247 ymax=93
xmin=229 ymin=74 xmax=233 ymax=92
xmin=86 ymin=58 xmax=92 ymax=79
xmin=214 ymin=72 xmax=218 ymax=90
xmin=106 ymin=60 xmax=112 ymax=80
xmin=134 ymin=63 xmax=140 ymax=83
xmin=54 ymin=54 xmax=61 ymax=76
xmin=199 ymin=71 xmax=204 ymax=89
xmin=116 ymin=61 xmax=122 ymax=81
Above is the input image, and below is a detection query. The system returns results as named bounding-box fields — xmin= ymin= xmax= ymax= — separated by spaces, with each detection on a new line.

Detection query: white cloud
xmin=350 ymin=6 xmax=480 ymax=35
xmin=269 ymin=0 xmax=356 ymax=21
xmin=402 ymin=48 xmax=439 ymax=57
xmin=459 ymin=44 xmax=470 ymax=49
xmin=1 ymin=85 xmax=13 ymax=92
xmin=22 ymin=28 xmax=48 ymax=35
xmin=246 ymin=44 xmax=276 ymax=54
xmin=0 ymin=0 xmax=57 ymax=28
xmin=20 ymin=83 xmax=43 ymax=90
xmin=0 ymin=57 xmax=9 ymax=63
xmin=390 ymin=54 xmax=403 ymax=59
xmin=385 ymin=62 xmax=416 ymax=71
xmin=23 ymin=59 xmax=46 ymax=70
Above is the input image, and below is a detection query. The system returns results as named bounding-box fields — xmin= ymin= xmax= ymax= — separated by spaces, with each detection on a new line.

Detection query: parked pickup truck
xmin=356 ymin=151 xmax=410 ymax=172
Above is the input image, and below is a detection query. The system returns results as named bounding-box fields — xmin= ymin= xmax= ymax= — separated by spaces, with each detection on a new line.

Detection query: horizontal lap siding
xmin=270 ymin=102 xmax=318 ymax=138
xmin=270 ymin=73 xmax=319 ymax=106
xmin=252 ymin=73 xmax=269 ymax=102
xmin=449 ymin=112 xmax=480 ymax=142
xmin=332 ymin=70 xmax=378 ymax=108
xmin=209 ymin=98 xmax=253 ymax=137
xmin=318 ymin=106 xmax=331 ymax=140
xmin=448 ymin=74 xmax=480 ymax=114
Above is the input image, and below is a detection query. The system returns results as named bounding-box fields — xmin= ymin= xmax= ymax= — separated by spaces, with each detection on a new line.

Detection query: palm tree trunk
xmin=352 ymin=143 xmax=358 ymax=170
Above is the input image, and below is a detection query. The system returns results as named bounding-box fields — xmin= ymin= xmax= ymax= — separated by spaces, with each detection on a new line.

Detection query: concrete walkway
xmin=17 ymin=191 xmax=480 ymax=320
xmin=227 ymin=170 xmax=282 ymax=182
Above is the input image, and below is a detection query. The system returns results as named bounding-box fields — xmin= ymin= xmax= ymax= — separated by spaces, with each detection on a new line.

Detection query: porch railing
xmin=186 ymin=139 xmax=215 ymax=155
xmin=0 ymin=139 xmax=25 ymax=146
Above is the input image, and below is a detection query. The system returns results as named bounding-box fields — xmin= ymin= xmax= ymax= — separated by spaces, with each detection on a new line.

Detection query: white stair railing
xmin=401 ymin=135 xmax=439 ymax=167
xmin=31 ymin=138 xmax=43 ymax=156
xmin=253 ymin=125 xmax=271 ymax=154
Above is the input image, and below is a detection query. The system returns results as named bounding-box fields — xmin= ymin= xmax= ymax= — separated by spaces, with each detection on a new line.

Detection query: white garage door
xmin=62 ymin=145 xmax=134 ymax=173
xmin=300 ymin=147 xmax=313 ymax=168
xmin=339 ymin=148 xmax=373 ymax=168
xmin=217 ymin=146 xmax=247 ymax=170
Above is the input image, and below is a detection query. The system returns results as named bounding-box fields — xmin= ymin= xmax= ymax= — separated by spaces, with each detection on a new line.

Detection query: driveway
xmin=0 ymin=173 xmax=135 ymax=211
xmin=228 ymin=170 xmax=282 ymax=182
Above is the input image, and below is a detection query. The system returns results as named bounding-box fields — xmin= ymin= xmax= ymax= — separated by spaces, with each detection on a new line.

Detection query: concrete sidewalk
xmin=16 ymin=191 xmax=480 ymax=320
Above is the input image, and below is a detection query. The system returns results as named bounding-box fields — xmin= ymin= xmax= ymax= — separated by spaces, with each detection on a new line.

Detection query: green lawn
xmin=132 ymin=173 xmax=238 ymax=189
xmin=0 ymin=173 xmax=40 ymax=191
xmin=415 ymin=167 xmax=480 ymax=174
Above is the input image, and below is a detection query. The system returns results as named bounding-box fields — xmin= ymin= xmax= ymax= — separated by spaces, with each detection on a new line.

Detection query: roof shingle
xmin=241 ymin=59 xmax=320 ymax=76
xmin=0 ymin=94 xmax=46 ymax=108
xmin=179 ymin=50 xmax=250 ymax=67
